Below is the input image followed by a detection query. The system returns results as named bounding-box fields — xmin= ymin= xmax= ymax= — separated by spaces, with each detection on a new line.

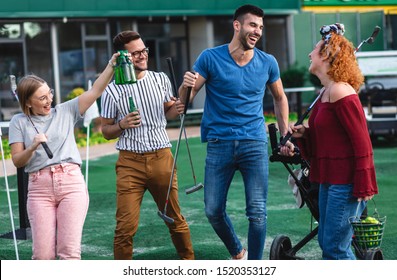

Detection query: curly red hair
xmin=319 ymin=34 xmax=364 ymax=92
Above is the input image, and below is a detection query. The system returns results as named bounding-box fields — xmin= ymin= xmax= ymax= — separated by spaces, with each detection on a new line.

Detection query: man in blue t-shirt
xmin=179 ymin=4 xmax=294 ymax=260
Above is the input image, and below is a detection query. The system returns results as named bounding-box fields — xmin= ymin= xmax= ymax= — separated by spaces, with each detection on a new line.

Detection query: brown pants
xmin=113 ymin=148 xmax=194 ymax=260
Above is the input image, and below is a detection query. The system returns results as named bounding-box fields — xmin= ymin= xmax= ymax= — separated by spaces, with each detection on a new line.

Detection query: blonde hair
xmin=320 ymin=34 xmax=364 ymax=92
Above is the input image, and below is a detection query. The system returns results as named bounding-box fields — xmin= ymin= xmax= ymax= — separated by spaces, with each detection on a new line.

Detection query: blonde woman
xmin=8 ymin=52 xmax=119 ymax=260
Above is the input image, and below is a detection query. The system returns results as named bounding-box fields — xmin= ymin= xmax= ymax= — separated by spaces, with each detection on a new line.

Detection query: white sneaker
xmin=231 ymin=249 xmax=248 ymax=260
xmin=287 ymin=169 xmax=305 ymax=208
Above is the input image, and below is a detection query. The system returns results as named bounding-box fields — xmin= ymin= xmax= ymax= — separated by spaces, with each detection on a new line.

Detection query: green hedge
xmin=0 ymin=128 xmax=112 ymax=160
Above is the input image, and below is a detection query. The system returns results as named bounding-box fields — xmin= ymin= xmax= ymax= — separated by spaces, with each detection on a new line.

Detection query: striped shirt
xmin=101 ymin=70 xmax=173 ymax=152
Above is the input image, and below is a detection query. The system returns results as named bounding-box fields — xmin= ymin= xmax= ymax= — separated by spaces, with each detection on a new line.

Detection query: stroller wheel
xmin=364 ymin=249 xmax=384 ymax=260
xmin=269 ymin=235 xmax=293 ymax=260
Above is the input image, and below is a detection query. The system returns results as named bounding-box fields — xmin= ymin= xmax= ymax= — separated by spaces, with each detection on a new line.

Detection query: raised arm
xmin=78 ymin=53 xmax=120 ymax=115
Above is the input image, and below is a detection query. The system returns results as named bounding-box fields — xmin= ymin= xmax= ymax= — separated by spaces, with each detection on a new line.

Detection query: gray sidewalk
xmin=0 ymin=126 xmax=201 ymax=177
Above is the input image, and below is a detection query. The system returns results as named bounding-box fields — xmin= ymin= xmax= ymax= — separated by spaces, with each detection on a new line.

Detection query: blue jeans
xmin=318 ymin=183 xmax=367 ymax=260
xmin=204 ymin=139 xmax=268 ymax=260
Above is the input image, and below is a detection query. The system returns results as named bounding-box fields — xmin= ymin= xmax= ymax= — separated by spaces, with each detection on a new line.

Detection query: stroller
xmin=267 ymin=123 xmax=384 ymax=260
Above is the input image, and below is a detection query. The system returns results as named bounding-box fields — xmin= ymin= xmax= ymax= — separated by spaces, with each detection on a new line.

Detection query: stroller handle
xmin=268 ymin=123 xmax=303 ymax=164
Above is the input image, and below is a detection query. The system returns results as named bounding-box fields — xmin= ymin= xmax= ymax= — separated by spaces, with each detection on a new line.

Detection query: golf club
xmin=26 ymin=115 xmax=54 ymax=159
xmin=157 ymin=86 xmax=192 ymax=224
xmin=10 ymin=75 xmax=53 ymax=159
xmin=355 ymin=26 xmax=381 ymax=52
xmin=166 ymin=57 xmax=204 ymax=194
xmin=279 ymin=26 xmax=381 ymax=146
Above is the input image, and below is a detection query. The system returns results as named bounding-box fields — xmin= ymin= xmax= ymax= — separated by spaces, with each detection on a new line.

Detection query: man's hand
xmin=279 ymin=139 xmax=295 ymax=157
xmin=119 ymin=110 xmax=141 ymax=129
xmin=182 ymin=71 xmax=198 ymax=89
xmin=171 ymin=97 xmax=185 ymax=115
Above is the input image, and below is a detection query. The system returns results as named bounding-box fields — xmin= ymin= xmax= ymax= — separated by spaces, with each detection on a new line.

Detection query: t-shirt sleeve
xmin=100 ymin=87 xmax=118 ymax=119
xmin=193 ymin=49 xmax=210 ymax=80
xmin=161 ymin=72 xmax=174 ymax=102
xmin=267 ymin=55 xmax=280 ymax=85
xmin=8 ymin=114 xmax=24 ymax=145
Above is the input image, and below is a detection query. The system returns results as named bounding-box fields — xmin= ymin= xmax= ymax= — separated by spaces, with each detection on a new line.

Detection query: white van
xmin=357 ymin=51 xmax=397 ymax=141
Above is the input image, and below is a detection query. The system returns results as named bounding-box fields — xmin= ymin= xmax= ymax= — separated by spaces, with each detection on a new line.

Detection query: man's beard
xmin=133 ymin=59 xmax=148 ymax=72
xmin=133 ymin=65 xmax=147 ymax=71
xmin=239 ymin=34 xmax=255 ymax=51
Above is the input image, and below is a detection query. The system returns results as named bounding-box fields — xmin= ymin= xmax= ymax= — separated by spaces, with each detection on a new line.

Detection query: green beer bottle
xmin=129 ymin=96 xmax=136 ymax=113
xmin=115 ymin=50 xmax=137 ymax=85
xmin=126 ymin=54 xmax=137 ymax=84
xmin=114 ymin=62 xmax=122 ymax=85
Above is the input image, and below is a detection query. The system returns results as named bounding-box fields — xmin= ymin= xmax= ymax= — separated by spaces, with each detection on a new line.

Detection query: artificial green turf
xmin=0 ymin=136 xmax=396 ymax=260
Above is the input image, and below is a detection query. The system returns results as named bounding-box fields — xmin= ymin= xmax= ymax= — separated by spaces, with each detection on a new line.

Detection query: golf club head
xmin=185 ymin=183 xmax=204 ymax=195
xmin=367 ymin=26 xmax=381 ymax=44
xmin=157 ymin=210 xmax=175 ymax=224
xmin=9 ymin=75 xmax=19 ymax=102
xmin=10 ymin=75 xmax=17 ymax=92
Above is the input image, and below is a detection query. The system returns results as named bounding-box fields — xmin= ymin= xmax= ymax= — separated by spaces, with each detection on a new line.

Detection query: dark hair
xmin=233 ymin=4 xmax=264 ymax=21
xmin=17 ymin=74 xmax=46 ymax=115
xmin=112 ymin=31 xmax=141 ymax=52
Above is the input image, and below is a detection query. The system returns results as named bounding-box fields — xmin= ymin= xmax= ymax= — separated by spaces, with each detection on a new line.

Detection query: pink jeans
xmin=27 ymin=163 xmax=89 ymax=260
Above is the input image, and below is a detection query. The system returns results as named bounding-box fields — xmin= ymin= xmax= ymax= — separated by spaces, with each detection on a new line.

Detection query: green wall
xmin=0 ymin=0 xmax=300 ymax=18
xmin=294 ymin=11 xmax=383 ymax=68
xmin=293 ymin=11 xmax=384 ymax=103
xmin=303 ymin=0 xmax=396 ymax=7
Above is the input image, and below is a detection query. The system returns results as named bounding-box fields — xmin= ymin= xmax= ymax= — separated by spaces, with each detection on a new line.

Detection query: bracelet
xmin=118 ymin=120 xmax=125 ymax=130
xmin=108 ymin=60 xmax=117 ymax=68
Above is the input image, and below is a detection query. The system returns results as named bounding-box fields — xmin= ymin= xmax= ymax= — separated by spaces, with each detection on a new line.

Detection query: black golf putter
xmin=157 ymin=86 xmax=192 ymax=224
xmin=10 ymin=75 xmax=53 ymax=159
xmin=166 ymin=57 xmax=204 ymax=194
xmin=279 ymin=26 xmax=381 ymax=147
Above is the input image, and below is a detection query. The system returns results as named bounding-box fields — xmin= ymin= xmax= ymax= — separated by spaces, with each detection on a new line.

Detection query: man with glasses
xmin=131 ymin=47 xmax=149 ymax=59
xmin=100 ymin=31 xmax=195 ymax=260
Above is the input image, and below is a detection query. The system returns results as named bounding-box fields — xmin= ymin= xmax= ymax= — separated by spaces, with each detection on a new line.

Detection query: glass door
xmin=0 ymin=23 xmax=25 ymax=121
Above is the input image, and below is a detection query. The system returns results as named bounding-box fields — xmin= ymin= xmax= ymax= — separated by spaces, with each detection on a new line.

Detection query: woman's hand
xmin=358 ymin=195 xmax=374 ymax=202
xmin=290 ymin=124 xmax=306 ymax=139
xmin=108 ymin=52 xmax=121 ymax=68
xmin=33 ymin=133 xmax=48 ymax=149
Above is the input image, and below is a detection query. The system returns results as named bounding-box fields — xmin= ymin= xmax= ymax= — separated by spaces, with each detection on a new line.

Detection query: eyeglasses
xmin=34 ymin=89 xmax=54 ymax=103
xmin=131 ymin=47 xmax=149 ymax=58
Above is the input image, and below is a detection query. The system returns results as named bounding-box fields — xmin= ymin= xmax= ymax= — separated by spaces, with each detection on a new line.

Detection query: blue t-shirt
xmin=193 ymin=44 xmax=280 ymax=142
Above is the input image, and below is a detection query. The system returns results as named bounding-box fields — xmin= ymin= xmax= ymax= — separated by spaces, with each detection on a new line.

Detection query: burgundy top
xmin=297 ymin=94 xmax=378 ymax=198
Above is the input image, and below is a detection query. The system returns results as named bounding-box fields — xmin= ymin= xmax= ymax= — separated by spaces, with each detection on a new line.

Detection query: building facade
xmin=0 ymin=0 xmax=396 ymax=120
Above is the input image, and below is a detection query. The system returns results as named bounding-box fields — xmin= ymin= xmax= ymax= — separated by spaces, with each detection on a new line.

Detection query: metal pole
xmin=0 ymin=127 xmax=19 ymax=259
xmin=51 ymin=23 xmax=61 ymax=105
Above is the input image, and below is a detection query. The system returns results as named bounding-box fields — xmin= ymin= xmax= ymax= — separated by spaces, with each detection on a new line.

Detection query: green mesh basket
xmin=350 ymin=217 xmax=386 ymax=250
xmin=349 ymin=200 xmax=386 ymax=250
